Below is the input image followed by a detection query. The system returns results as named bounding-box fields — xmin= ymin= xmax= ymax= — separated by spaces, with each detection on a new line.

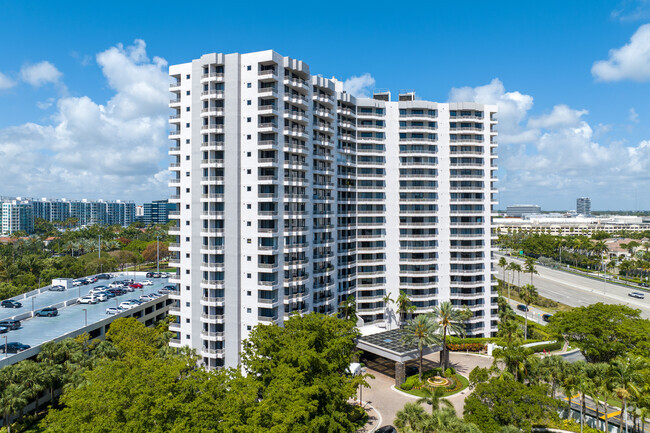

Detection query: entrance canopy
xmin=357 ymin=328 xmax=442 ymax=363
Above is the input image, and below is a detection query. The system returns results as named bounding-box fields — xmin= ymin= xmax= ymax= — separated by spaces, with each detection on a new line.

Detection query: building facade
xmin=576 ymin=197 xmax=591 ymax=216
xmin=167 ymin=50 xmax=498 ymax=369
xmin=505 ymin=204 xmax=541 ymax=217
xmin=139 ymin=199 xmax=175 ymax=225
xmin=0 ymin=199 xmax=34 ymax=235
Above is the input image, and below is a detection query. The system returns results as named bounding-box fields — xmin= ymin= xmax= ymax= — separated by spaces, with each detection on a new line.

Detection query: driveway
xmin=363 ymin=352 xmax=494 ymax=428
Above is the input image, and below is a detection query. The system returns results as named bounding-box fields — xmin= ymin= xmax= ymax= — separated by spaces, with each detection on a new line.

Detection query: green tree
xmin=416 ymin=386 xmax=453 ymax=414
xmin=463 ymin=377 xmax=561 ymax=433
xmin=396 ymin=290 xmax=415 ymax=327
xmin=546 ymin=303 xmax=650 ymax=362
xmin=338 ymin=295 xmax=357 ymax=323
xmin=524 ymin=256 xmax=538 ymax=285
xmin=611 ymin=356 xmax=646 ymax=433
xmin=401 ymin=315 xmax=441 ymax=382
xmin=430 ymin=301 xmax=466 ymax=371
xmin=394 ymin=402 xmax=427 ymax=433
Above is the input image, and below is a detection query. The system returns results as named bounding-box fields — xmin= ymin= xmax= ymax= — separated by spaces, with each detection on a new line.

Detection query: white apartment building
xmin=167 ymin=50 xmax=498 ymax=369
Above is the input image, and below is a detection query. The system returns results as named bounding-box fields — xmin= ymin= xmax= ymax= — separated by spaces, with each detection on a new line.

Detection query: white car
xmin=108 ymin=282 xmax=124 ymax=289
xmin=141 ymin=280 xmax=153 ymax=286
xmin=105 ymin=307 xmax=120 ymax=315
xmin=89 ymin=288 xmax=106 ymax=295
xmin=139 ymin=294 xmax=155 ymax=302
xmin=119 ymin=301 xmax=138 ymax=310
xmin=72 ymin=280 xmax=82 ymax=287
xmin=94 ymin=293 xmax=108 ymax=302
xmin=78 ymin=296 xmax=97 ymax=305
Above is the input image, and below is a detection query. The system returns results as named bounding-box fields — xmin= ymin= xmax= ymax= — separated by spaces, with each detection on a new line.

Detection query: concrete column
xmin=395 ymin=361 xmax=405 ymax=387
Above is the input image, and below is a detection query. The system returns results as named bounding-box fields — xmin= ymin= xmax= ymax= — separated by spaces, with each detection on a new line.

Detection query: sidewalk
xmin=354 ymin=401 xmax=381 ymax=433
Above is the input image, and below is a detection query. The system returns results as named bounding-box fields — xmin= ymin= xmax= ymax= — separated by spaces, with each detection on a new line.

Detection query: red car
xmin=129 ymin=283 xmax=143 ymax=289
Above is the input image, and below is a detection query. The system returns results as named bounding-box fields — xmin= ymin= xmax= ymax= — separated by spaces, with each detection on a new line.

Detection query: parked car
xmin=0 ymin=326 xmax=8 ymax=334
xmin=146 ymin=272 xmax=154 ymax=278
xmin=96 ymin=273 xmax=112 ymax=280
xmin=72 ymin=279 xmax=83 ymax=287
xmin=118 ymin=301 xmax=137 ymax=310
xmin=542 ymin=313 xmax=553 ymax=322
xmin=108 ymin=282 xmax=124 ymax=288
xmin=152 ymin=272 xmax=161 ymax=278
xmin=375 ymin=426 xmax=397 ymax=433
xmin=86 ymin=277 xmax=98 ymax=284
xmin=89 ymin=288 xmax=106 ymax=295
xmin=1 ymin=300 xmax=22 ymax=309
xmin=105 ymin=307 xmax=120 ymax=315
xmin=516 ymin=304 xmax=529 ymax=312
xmin=0 ymin=319 xmax=21 ymax=330
xmin=94 ymin=293 xmax=108 ymax=302
xmin=629 ymin=292 xmax=646 ymax=299
xmin=0 ymin=342 xmax=31 ymax=353
xmin=141 ymin=280 xmax=153 ymax=286
xmin=35 ymin=307 xmax=58 ymax=317
xmin=49 ymin=285 xmax=66 ymax=292
xmin=78 ymin=296 xmax=98 ymax=305
xmin=159 ymin=285 xmax=176 ymax=294
xmin=129 ymin=283 xmax=143 ymax=289
xmin=139 ymin=294 xmax=155 ymax=302
xmin=107 ymin=288 xmax=126 ymax=296
xmin=99 ymin=290 xmax=116 ymax=298
xmin=122 ymin=279 xmax=134 ymax=284
xmin=161 ymin=272 xmax=170 ymax=278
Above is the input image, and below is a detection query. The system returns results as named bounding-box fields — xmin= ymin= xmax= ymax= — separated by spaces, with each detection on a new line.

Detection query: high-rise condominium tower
xmin=167 ymin=50 xmax=498 ymax=369
xmin=576 ymin=197 xmax=591 ymax=216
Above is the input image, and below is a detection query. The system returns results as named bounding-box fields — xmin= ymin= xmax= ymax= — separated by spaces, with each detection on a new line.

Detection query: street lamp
xmin=2 ymin=335 xmax=7 ymax=359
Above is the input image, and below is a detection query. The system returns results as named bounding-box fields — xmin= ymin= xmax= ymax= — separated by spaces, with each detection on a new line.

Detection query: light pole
xmin=156 ymin=235 xmax=160 ymax=274
xmin=82 ymin=308 xmax=87 ymax=327
xmin=2 ymin=335 xmax=7 ymax=358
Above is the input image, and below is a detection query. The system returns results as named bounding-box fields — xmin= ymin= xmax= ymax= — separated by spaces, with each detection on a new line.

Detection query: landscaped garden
xmin=399 ymin=367 xmax=469 ymax=397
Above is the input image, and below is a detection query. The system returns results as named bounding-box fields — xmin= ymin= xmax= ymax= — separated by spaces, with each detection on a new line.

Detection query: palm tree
xmin=573 ymin=362 xmax=592 ymax=433
xmin=382 ymin=293 xmax=394 ymax=329
xmin=0 ymin=383 xmax=29 ymax=433
xmin=518 ymin=284 xmax=538 ymax=339
xmin=498 ymin=257 xmax=508 ymax=290
xmin=416 ymin=386 xmax=452 ymax=414
xmin=431 ymin=301 xmax=466 ymax=371
xmin=538 ymin=355 xmax=566 ymax=399
xmin=524 ymin=256 xmax=538 ymax=285
xmin=506 ymin=262 xmax=519 ymax=299
xmin=338 ymin=295 xmax=357 ymax=323
xmin=611 ymin=356 xmax=645 ymax=433
xmin=600 ymin=381 xmax=616 ymax=433
xmin=401 ymin=315 xmax=441 ymax=382
xmin=394 ymin=402 xmax=427 ymax=433
xmin=496 ymin=318 xmax=522 ymax=347
xmin=396 ymin=290 xmax=414 ymax=327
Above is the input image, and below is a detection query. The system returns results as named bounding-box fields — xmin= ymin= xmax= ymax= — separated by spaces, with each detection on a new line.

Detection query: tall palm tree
xmin=538 ymin=355 xmax=566 ymax=399
xmin=611 ymin=356 xmax=645 ymax=433
xmin=431 ymin=301 xmax=466 ymax=371
xmin=382 ymin=293 xmax=394 ymax=329
xmin=401 ymin=315 xmax=441 ymax=382
xmin=396 ymin=290 xmax=414 ymax=327
xmin=518 ymin=284 xmax=538 ymax=339
xmin=573 ymin=362 xmax=592 ymax=433
xmin=338 ymin=295 xmax=357 ymax=323
xmin=600 ymin=381 xmax=616 ymax=433
xmin=0 ymin=383 xmax=29 ymax=433
xmin=506 ymin=262 xmax=519 ymax=299
xmin=416 ymin=386 xmax=453 ymax=414
xmin=498 ymin=257 xmax=508 ymax=290
xmin=524 ymin=256 xmax=538 ymax=285
xmin=496 ymin=318 xmax=522 ymax=347
xmin=394 ymin=402 xmax=427 ymax=433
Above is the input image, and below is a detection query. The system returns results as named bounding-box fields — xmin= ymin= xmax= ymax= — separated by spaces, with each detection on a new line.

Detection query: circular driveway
xmin=363 ymin=352 xmax=494 ymax=428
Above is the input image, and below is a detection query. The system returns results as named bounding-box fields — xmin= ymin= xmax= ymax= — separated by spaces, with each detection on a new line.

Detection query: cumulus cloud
xmin=20 ymin=61 xmax=63 ymax=86
xmin=343 ymin=73 xmax=375 ymax=98
xmin=0 ymin=40 xmax=169 ymax=201
xmin=0 ymin=72 xmax=16 ymax=89
xmin=592 ymin=23 xmax=650 ymax=82
xmin=450 ymin=78 xmax=650 ymax=208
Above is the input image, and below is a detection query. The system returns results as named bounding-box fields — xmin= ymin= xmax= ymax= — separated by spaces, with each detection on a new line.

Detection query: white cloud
xmin=450 ymin=78 xmax=650 ymax=208
xmin=528 ymin=105 xmax=588 ymax=130
xmin=0 ymin=72 xmax=16 ymax=90
xmin=592 ymin=23 xmax=650 ymax=82
xmin=20 ymin=61 xmax=63 ymax=87
xmin=629 ymin=107 xmax=639 ymax=122
xmin=0 ymin=40 xmax=169 ymax=202
xmin=343 ymin=73 xmax=375 ymax=98
xmin=611 ymin=0 xmax=650 ymax=21
xmin=36 ymin=98 xmax=55 ymax=110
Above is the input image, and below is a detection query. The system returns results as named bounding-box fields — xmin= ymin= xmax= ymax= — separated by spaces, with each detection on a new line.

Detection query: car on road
xmin=542 ymin=313 xmax=553 ymax=322
xmin=376 ymin=427 xmax=397 ymax=433
xmin=0 ymin=342 xmax=31 ymax=353
xmin=129 ymin=283 xmax=143 ymax=289
xmin=1 ymin=300 xmax=22 ymax=309
xmin=105 ymin=307 xmax=121 ymax=315
xmin=49 ymin=285 xmax=66 ymax=292
xmin=141 ymin=280 xmax=153 ymax=286
xmin=35 ymin=307 xmax=59 ymax=317
xmin=0 ymin=319 xmax=21 ymax=330
xmin=516 ymin=304 xmax=529 ymax=312
xmin=78 ymin=296 xmax=98 ymax=305
xmin=629 ymin=292 xmax=646 ymax=299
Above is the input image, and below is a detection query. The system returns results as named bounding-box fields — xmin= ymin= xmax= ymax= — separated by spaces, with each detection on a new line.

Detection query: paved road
xmin=498 ymin=254 xmax=650 ymax=319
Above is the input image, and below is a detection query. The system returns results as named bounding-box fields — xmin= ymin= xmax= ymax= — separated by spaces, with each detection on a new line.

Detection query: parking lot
xmin=0 ymin=273 xmax=172 ymax=360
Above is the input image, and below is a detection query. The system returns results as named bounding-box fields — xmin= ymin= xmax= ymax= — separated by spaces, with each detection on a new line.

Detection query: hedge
xmin=530 ymin=341 xmax=562 ymax=353
xmin=446 ymin=342 xmax=487 ymax=352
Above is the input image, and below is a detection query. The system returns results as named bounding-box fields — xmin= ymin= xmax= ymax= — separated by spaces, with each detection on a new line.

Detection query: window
xmin=185 ymin=302 xmax=190 ymax=307
xmin=247 ymin=65 xmax=252 ymax=71
xmin=185 ymin=253 xmax=190 ymax=258
xmin=247 ymin=256 xmax=252 ymax=261
xmin=247 ymin=273 xmax=251 ymax=279
xmin=247 ymin=169 xmax=251 ymax=174
xmin=247 ymin=83 xmax=252 ymax=88
xmin=247 ymin=239 xmax=252 ymax=244
xmin=186 ymin=123 xmax=190 ymax=128
xmin=186 ymin=155 xmax=190 ymax=160
xmin=247 ymin=221 xmax=252 ymax=226
xmin=186 ymin=286 xmax=190 ymax=290
xmin=186 ymin=74 xmax=190 ymax=79
xmin=185 ymin=318 xmax=190 ymax=323
xmin=247 ymin=186 xmax=251 ymax=191
xmin=247 ymin=204 xmax=252 ymax=209
xmin=186 ymin=221 xmax=190 ymax=225
xmin=247 ymin=291 xmax=252 ymax=296
xmin=247 ymin=325 xmax=252 ymax=330
xmin=186 ymin=334 xmax=190 ymax=339
xmin=247 ymin=100 xmax=252 ymax=106
xmin=186 ymin=172 xmax=190 ymax=176
xmin=186 ymin=106 xmax=190 ymax=111
xmin=247 ymin=308 xmax=252 ymax=313
xmin=185 ymin=204 xmax=190 ymax=209
xmin=185 ymin=237 xmax=190 ymax=241
xmin=247 ymin=117 xmax=252 ymax=122
xmin=247 ymin=135 xmax=251 ymax=139
xmin=186 ymin=139 xmax=190 ymax=144
xmin=247 ymin=152 xmax=251 ymax=157
xmin=186 ymin=91 xmax=190 ymax=95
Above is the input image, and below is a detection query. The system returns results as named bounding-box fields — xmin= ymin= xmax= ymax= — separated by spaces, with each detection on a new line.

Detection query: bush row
xmin=530 ymin=341 xmax=562 ymax=353
xmin=446 ymin=343 xmax=487 ymax=352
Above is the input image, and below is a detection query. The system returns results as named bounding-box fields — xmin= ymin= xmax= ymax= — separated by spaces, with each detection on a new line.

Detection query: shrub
xmin=446 ymin=342 xmax=487 ymax=352
xmin=444 ymin=368 xmax=455 ymax=378
xmin=401 ymin=375 xmax=421 ymax=391
xmin=530 ymin=341 xmax=562 ymax=353
xmin=422 ymin=368 xmax=442 ymax=379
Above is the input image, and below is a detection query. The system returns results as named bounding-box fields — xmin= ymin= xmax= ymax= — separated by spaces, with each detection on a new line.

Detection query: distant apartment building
xmin=3 ymin=197 xmax=135 ymax=232
xmin=137 ymin=199 xmax=175 ymax=225
xmin=576 ymin=197 xmax=591 ymax=216
xmin=505 ymin=204 xmax=541 ymax=217
xmin=0 ymin=199 xmax=34 ymax=235
xmin=495 ymin=215 xmax=650 ymax=236
xmin=167 ymin=50 xmax=498 ymax=369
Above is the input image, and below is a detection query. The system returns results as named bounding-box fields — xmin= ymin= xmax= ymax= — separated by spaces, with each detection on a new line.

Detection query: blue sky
xmin=1 ymin=0 xmax=649 ymax=210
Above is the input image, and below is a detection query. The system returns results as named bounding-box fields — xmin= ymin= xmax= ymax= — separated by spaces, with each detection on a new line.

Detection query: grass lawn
xmin=400 ymin=374 xmax=469 ymax=397
xmin=497 ymin=283 xmax=572 ymax=313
